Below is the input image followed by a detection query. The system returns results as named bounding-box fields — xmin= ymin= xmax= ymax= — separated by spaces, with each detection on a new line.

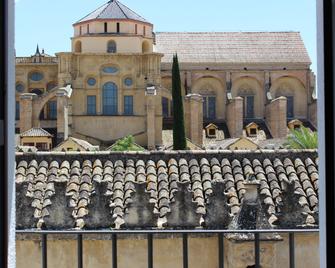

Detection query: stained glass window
xmin=103 ymin=82 xmax=118 ymax=115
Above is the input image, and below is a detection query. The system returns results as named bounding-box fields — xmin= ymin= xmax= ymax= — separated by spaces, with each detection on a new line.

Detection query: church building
xmin=15 ymin=0 xmax=317 ymax=149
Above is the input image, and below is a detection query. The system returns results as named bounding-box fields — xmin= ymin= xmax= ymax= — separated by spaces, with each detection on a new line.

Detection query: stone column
xmin=184 ymin=94 xmax=203 ymax=146
xmin=146 ymin=95 xmax=156 ymax=150
xmin=19 ymin=93 xmax=36 ymax=132
xmin=308 ymin=100 xmax=317 ymax=128
xmin=265 ymin=96 xmax=287 ymax=138
xmin=226 ymin=97 xmax=243 ymax=138
xmin=56 ymin=91 xmax=69 ymax=144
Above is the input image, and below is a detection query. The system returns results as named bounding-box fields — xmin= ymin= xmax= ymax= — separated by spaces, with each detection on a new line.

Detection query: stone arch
xmin=46 ymin=81 xmax=57 ymax=91
xmin=231 ymin=76 xmax=264 ymax=119
xmin=38 ymin=97 xmax=58 ymax=120
xmin=32 ymin=87 xmax=61 ymax=123
xmin=191 ymin=76 xmax=226 ymax=120
xmin=270 ymin=76 xmax=308 ymax=119
xmin=142 ymin=40 xmax=150 ymax=53
xmin=107 ymin=40 xmax=117 ymax=53
xmin=74 ymin=41 xmax=82 ymax=53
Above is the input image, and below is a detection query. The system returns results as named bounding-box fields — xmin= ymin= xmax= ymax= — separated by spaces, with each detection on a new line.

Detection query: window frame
xmin=87 ymin=95 xmax=97 ymax=115
xmin=47 ymin=101 xmax=57 ymax=120
xmin=123 ymin=95 xmax=134 ymax=115
xmin=102 ymin=82 xmax=118 ymax=115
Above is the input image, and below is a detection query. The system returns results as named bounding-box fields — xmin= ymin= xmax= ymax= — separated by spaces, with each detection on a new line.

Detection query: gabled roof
xmin=217 ymin=137 xmax=259 ymax=150
xmin=205 ymin=123 xmax=219 ymax=129
xmin=75 ymin=0 xmax=150 ymax=25
xmin=246 ymin=122 xmax=259 ymax=129
xmin=155 ymin=32 xmax=311 ymax=65
xmin=53 ymin=137 xmax=99 ymax=151
xmin=20 ymin=128 xmax=53 ymax=138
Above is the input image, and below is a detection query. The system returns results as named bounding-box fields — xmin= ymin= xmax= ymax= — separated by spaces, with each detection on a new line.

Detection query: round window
xmin=87 ymin=78 xmax=96 ymax=86
xmin=30 ymin=72 xmax=44 ymax=81
xmin=16 ymin=83 xmax=24 ymax=93
xmin=103 ymin=66 xmax=118 ymax=74
xmin=124 ymin=78 xmax=133 ymax=87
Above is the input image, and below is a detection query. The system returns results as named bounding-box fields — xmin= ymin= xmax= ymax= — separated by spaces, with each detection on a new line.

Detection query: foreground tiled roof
xmin=155 ymin=32 xmax=311 ymax=65
xmin=20 ymin=128 xmax=53 ymax=137
xmin=75 ymin=0 xmax=150 ymax=25
xmin=15 ymin=150 xmax=318 ymax=230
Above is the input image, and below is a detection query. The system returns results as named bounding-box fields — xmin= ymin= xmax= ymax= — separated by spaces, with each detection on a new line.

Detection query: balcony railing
xmin=16 ymin=228 xmax=319 ymax=268
xmin=15 ymin=57 xmax=58 ymax=64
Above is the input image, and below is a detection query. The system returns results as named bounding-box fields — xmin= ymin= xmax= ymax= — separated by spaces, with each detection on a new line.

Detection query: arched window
xmin=203 ymin=95 xmax=216 ymax=119
xmin=142 ymin=41 xmax=150 ymax=53
xmin=75 ymin=41 xmax=82 ymax=53
xmin=103 ymin=82 xmax=118 ymax=115
xmin=30 ymin=88 xmax=43 ymax=95
xmin=107 ymin=40 xmax=117 ymax=53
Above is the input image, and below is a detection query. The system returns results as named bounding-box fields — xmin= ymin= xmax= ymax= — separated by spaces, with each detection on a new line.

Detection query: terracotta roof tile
xmin=15 ymin=150 xmax=318 ymax=230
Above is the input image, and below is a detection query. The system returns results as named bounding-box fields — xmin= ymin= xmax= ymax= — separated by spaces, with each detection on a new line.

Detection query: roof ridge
xmin=114 ymin=0 xmax=129 ymax=19
xmin=74 ymin=1 xmax=108 ymax=24
xmin=155 ymin=31 xmax=301 ymax=34
xmin=115 ymin=0 xmax=148 ymax=22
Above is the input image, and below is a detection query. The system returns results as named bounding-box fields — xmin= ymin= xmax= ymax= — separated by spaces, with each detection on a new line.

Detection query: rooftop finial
xmin=35 ymin=44 xmax=41 ymax=56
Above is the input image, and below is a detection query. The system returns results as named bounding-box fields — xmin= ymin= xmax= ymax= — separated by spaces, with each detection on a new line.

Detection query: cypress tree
xmin=172 ymin=54 xmax=187 ymax=150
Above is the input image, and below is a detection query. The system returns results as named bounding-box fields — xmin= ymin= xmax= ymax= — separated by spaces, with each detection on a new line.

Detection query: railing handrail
xmin=15 ymin=228 xmax=319 ymax=234
xmin=15 ymin=57 xmax=58 ymax=64
xmin=16 ymin=229 xmax=318 ymax=268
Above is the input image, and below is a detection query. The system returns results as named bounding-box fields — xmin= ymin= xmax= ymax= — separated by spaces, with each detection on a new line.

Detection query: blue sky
xmin=15 ymin=0 xmax=317 ymax=72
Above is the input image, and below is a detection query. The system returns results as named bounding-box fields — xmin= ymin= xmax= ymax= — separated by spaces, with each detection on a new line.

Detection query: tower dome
xmin=72 ymin=0 xmax=153 ymax=54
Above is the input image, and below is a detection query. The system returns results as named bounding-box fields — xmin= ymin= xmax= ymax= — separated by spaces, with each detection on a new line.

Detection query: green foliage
xmin=172 ymin=54 xmax=187 ymax=150
xmin=110 ymin=135 xmax=145 ymax=152
xmin=284 ymin=126 xmax=318 ymax=149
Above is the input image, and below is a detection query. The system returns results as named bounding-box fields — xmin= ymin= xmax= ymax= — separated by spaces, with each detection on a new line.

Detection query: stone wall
xmin=16 ymin=233 xmax=319 ymax=268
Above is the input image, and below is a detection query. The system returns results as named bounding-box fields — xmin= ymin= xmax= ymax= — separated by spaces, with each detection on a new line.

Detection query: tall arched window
xmin=75 ymin=41 xmax=82 ymax=53
xmin=103 ymin=82 xmax=118 ymax=115
xmin=107 ymin=40 xmax=117 ymax=53
xmin=142 ymin=41 xmax=150 ymax=53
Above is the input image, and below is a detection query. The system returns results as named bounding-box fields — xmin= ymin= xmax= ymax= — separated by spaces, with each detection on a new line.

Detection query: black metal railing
xmin=16 ymin=229 xmax=319 ymax=268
